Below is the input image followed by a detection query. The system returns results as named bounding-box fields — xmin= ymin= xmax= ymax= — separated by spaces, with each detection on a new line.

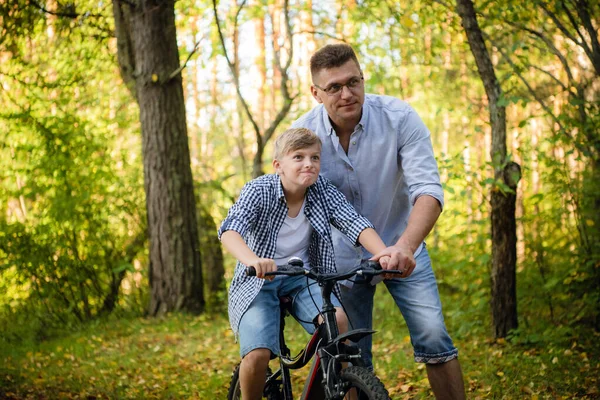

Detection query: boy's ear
xmin=272 ymin=158 xmax=280 ymax=173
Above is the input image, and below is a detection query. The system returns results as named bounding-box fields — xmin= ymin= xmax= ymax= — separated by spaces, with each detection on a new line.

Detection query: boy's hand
xmin=251 ymin=258 xmax=277 ymax=280
xmin=377 ymin=256 xmax=394 ymax=279
xmin=372 ymin=242 xmax=416 ymax=279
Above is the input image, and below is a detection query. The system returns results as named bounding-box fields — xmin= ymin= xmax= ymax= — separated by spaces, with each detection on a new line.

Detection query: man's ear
xmin=310 ymin=85 xmax=323 ymax=104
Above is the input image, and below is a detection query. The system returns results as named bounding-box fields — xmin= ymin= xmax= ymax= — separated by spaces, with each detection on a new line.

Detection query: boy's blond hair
xmin=273 ymin=128 xmax=322 ymax=160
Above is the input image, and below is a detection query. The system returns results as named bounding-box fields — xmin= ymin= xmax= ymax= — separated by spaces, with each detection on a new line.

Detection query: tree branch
xmin=262 ymin=0 xmax=296 ymax=145
xmin=574 ymin=0 xmax=600 ymax=76
xmin=486 ymin=34 xmax=573 ymax=140
xmin=212 ymin=0 xmax=298 ymax=176
xmin=111 ymin=0 xmax=137 ymax=100
xmin=433 ymin=0 xmax=453 ymax=10
xmin=211 ymin=0 xmax=262 ymax=143
xmin=28 ymin=0 xmax=106 ymax=18
xmin=530 ymin=65 xmax=568 ymax=91
xmin=456 ymin=0 xmax=508 ymax=167
xmin=495 ymin=17 xmax=576 ymax=86
xmin=538 ymin=1 xmax=581 ymax=47
xmin=165 ymin=38 xmax=202 ymax=82
xmin=561 ymin=0 xmax=595 ymax=60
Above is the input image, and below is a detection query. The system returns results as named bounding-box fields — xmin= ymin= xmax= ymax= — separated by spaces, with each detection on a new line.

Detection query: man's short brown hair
xmin=273 ymin=128 xmax=322 ymax=160
xmin=310 ymin=44 xmax=361 ymax=78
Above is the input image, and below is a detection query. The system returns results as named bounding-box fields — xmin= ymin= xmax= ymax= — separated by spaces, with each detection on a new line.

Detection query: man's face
xmin=311 ymin=60 xmax=365 ymax=128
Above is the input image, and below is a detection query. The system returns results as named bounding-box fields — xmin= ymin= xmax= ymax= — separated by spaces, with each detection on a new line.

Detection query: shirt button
xmin=347 ymin=166 xmax=353 ymax=171
xmin=352 ymin=141 xmax=356 ymax=145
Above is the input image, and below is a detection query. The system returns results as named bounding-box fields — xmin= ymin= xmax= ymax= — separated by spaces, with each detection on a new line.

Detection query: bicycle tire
xmin=227 ymin=363 xmax=283 ymax=400
xmin=338 ymin=366 xmax=390 ymax=400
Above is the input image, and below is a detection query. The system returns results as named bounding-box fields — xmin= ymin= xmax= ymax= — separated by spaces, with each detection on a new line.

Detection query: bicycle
xmin=227 ymin=258 xmax=402 ymax=400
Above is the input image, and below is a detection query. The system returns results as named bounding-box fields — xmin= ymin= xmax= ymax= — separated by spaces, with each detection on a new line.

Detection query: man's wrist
xmin=396 ymin=237 xmax=418 ymax=254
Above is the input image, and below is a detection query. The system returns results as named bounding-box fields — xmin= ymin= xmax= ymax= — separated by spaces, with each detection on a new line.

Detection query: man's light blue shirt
xmin=292 ymin=94 xmax=444 ymax=274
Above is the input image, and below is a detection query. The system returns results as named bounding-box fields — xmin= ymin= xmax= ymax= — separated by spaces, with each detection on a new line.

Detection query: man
xmin=292 ymin=44 xmax=466 ymax=399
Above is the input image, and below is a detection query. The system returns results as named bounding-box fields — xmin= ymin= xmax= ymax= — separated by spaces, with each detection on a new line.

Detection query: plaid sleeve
xmin=218 ymin=181 xmax=262 ymax=240
xmin=323 ymin=178 xmax=374 ymax=245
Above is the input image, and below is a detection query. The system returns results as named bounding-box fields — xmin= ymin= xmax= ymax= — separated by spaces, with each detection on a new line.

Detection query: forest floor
xmin=1 ymin=285 xmax=599 ymax=399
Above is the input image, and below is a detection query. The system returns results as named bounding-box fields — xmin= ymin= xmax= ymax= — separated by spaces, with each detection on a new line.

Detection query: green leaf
xmin=113 ymin=262 xmax=135 ymax=274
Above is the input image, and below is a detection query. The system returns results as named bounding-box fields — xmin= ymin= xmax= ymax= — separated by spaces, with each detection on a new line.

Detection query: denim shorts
xmin=340 ymin=244 xmax=458 ymax=367
xmin=238 ymin=275 xmax=341 ymax=358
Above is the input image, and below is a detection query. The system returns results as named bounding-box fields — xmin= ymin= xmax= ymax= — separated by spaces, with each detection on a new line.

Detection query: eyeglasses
xmin=313 ymin=76 xmax=364 ymax=96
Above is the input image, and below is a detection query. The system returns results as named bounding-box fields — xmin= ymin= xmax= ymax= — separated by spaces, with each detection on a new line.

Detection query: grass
xmin=1 ymin=284 xmax=599 ymax=399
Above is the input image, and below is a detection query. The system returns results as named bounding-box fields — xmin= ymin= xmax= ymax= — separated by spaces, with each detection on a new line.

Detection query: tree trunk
xmin=490 ymin=163 xmax=520 ymax=337
xmin=456 ymin=0 xmax=520 ymax=338
xmin=100 ymin=230 xmax=147 ymax=314
xmin=112 ymin=0 xmax=204 ymax=316
xmin=198 ymin=206 xmax=226 ymax=313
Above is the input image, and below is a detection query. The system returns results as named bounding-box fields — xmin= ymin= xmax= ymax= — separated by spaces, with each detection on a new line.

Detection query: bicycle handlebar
xmin=245 ymin=259 xmax=403 ymax=281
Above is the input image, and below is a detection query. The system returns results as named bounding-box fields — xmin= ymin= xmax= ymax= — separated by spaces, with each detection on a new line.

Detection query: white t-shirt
xmin=273 ymin=199 xmax=312 ymax=269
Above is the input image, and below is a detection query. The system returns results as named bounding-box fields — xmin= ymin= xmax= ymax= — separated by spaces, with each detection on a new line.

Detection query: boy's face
xmin=273 ymin=143 xmax=321 ymax=192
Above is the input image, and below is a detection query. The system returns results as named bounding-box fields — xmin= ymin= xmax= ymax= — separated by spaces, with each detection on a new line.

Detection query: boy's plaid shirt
xmin=218 ymin=174 xmax=374 ymax=335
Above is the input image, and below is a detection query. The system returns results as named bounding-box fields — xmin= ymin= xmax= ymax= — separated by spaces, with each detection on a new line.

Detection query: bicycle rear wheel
xmin=338 ymin=366 xmax=390 ymax=400
xmin=227 ymin=363 xmax=282 ymax=400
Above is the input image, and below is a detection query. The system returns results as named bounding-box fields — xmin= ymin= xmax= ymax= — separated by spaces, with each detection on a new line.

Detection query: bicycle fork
xmin=300 ymin=283 xmax=377 ymax=399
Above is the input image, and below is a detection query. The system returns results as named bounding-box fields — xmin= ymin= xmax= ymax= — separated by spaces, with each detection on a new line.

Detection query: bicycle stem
xmin=319 ymin=281 xmax=339 ymax=342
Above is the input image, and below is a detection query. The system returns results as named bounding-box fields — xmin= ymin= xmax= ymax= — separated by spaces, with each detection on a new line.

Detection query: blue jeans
xmin=340 ymin=245 xmax=458 ymax=368
xmin=238 ymin=275 xmax=341 ymax=358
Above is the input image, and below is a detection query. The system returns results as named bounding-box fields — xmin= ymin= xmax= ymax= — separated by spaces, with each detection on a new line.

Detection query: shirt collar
xmin=321 ymin=106 xmax=336 ymax=136
xmin=275 ymin=175 xmax=286 ymax=201
xmin=357 ymin=95 xmax=369 ymax=129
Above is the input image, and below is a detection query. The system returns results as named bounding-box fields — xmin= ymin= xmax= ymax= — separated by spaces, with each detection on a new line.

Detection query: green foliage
xmin=0 ymin=1 xmax=147 ymax=341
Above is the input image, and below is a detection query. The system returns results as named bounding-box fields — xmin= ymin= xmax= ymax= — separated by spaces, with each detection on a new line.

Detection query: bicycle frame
xmin=268 ymin=277 xmax=377 ymax=400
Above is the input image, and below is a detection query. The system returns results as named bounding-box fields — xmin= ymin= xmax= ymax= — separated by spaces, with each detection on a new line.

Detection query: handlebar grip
xmin=245 ymin=265 xmax=305 ymax=277
xmin=246 ymin=258 xmax=305 ymax=277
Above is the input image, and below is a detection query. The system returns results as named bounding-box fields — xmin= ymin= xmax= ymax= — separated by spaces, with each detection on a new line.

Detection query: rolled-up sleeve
xmin=218 ymin=182 xmax=261 ymax=240
xmin=398 ymin=108 xmax=444 ymax=210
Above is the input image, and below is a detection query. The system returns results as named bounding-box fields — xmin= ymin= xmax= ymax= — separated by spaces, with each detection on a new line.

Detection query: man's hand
xmin=251 ymin=258 xmax=277 ymax=280
xmin=372 ymin=242 xmax=416 ymax=278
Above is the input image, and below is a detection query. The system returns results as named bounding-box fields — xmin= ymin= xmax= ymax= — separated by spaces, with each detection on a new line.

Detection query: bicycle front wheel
xmin=227 ymin=363 xmax=282 ymax=400
xmin=338 ymin=366 xmax=390 ymax=400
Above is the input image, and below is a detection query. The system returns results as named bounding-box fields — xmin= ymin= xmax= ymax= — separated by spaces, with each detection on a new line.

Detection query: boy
xmin=219 ymin=127 xmax=389 ymax=400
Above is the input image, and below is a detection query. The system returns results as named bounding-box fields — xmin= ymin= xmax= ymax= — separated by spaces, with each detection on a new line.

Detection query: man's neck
xmin=330 ymin=116 xmax=359 ymax=137
xmin=330 ymin=120 xmax=356 ymax=153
